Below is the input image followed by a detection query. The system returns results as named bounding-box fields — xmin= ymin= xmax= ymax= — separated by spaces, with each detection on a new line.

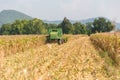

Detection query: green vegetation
xmin=0 ymin=10 xmax=32 ymax=26
xmin=58 ymin=17 xmax=74 ymax=34
xmin=92 ymin=18 xmax=115 ymax=33
xmin=73 ymin=22 xmax=88 ymax=34
xmin=0 ymin=17 xmax=115 ymax=35
xmin=0 ymin=18 xmax=47 ymax=35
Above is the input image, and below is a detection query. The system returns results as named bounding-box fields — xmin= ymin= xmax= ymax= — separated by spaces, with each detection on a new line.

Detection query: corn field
xmin=90 ymin=32 xmax=120 ymax=65
xmin=0 ymin=35 xmax=46 ymax=57
xmin=0 ymin=35 xmax=120 ymax=80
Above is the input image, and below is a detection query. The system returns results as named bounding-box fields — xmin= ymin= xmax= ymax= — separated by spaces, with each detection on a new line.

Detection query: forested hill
xmin=0 ymin=10 xmax=32 ymax=26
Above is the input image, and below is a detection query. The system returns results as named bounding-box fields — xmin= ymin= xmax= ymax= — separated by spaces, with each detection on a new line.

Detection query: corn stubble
xmin=0 ymin=35 xmax=120 ymax=80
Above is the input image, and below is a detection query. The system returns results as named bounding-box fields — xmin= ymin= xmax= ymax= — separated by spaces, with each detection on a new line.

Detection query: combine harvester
xmin=46 ymin=28 xmax=67 ymax=44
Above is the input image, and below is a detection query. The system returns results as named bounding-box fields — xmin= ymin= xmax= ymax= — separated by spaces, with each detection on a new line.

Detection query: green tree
xmin=73 ymin=22 xmax=87 ymax=34
xmin=10 ymin=20 xmax=26 ymax=34
xmin=58 ymin=17 xmax=74 ymax=34
xmin=21 ymin=20 xmax=29 ymax=34
xmin=48 ymin=24 xmax=57 ymax=28
xmin=23 ymin=18 xmax=47 ymax=34
xmin=86 ymin=22 xmax=93 ymax=35
xmin=0 ymin=23 xmax=11 ymax=35
xmin=93 ymin=17 xmax=115 ymax=33
xmin=0 ymin=18 xmax=48 ymax=35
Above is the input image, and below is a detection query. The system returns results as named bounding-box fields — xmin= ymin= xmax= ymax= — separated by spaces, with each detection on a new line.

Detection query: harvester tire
xmin=58 ymin=39 xmax=62 ymax=45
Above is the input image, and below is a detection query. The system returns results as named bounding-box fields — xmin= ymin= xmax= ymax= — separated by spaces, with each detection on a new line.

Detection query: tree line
xmin=0 ymin=17 xmax=115 ymax=35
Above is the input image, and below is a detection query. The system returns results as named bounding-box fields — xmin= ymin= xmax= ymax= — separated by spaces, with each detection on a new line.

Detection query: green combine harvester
xmin=47 ymin=28 xmax=67 ymax=44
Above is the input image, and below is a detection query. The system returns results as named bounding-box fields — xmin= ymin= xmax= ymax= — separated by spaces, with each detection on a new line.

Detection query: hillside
xmin=0 ymin=10 xmax=32 ymax=26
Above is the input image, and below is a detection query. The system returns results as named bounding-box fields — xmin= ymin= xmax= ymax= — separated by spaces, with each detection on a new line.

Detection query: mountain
xmin=44 ymin=17 xmax=101 ymax=24
xmin=116 ymin=23 xmax=120 ymax=29
xmin=0 ymin=10 xmax=32 ymax=26
xmin=44 ymin=20 xmax=62 ymax=24
xmin=75 ymin=18 xmax=95 ymax=24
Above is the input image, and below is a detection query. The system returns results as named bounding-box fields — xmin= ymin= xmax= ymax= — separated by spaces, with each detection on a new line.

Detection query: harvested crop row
xmin=90 ymin=33 xmax=120 ymax=65
xmin=0 ymin=35 xmax=46 ymax=57
xmin=0 ymin=35 xmax=113 ymax=80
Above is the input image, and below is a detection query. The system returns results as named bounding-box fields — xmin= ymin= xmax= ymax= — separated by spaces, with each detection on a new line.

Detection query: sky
xmin=0 ymin=0 xmax=120 ymax=22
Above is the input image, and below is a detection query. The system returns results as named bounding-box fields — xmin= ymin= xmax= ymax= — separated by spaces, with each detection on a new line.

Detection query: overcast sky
xmin=0 ymin=0 xmax=120 ymax=22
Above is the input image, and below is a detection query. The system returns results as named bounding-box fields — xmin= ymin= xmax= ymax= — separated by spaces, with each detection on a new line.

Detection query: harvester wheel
xmin=58 ymin=39 xmax=62 ymax=45
xmin=46 ymin=36 xmax=51 ymax=43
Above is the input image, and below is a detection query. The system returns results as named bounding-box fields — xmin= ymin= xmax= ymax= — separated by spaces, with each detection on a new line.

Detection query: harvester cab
xmin=47 ymin=28 xmax=66 ymax=44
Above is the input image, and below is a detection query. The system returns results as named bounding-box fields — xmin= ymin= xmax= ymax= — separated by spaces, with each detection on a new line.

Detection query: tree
xmin=73 ymin=22 xmax=87 ymax=34
xmin=58 ymin=17 xmax=74 ymax=34
xmin=48 ymin=24 xmax=57 ymax=28
xmin=11 ymin=20 xmax=25 ymax=34
xmin=0 ymin=23 xmax=11 ymax=35
xmin=0 ymin=18 xmax=47 ymax=35
xmin=23 ymin=18 xmax=47 ymax=34
xmin=93 ymin=17 xmax=115 ymax=33
xmin=86 ymin=22 xmax=93 ymax=35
